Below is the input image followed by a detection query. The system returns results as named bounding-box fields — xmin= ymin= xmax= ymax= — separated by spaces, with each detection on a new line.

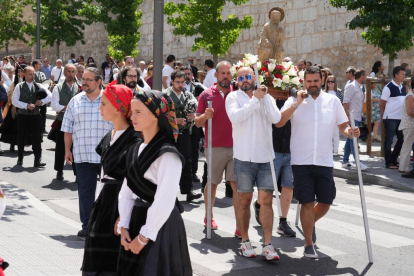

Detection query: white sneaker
xmin=359 ymin=162 xmax=368 ymax=171
xmin=240 ymin=240 xmax=256 ymax=258
xmin=261 ymin=244 xmax=280 ymax=261
xmin=342 ymin=162 xmax=356 ymax=170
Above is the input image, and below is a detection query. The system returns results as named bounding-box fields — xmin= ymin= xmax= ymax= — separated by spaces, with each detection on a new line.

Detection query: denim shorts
xmin=274 ymin=152 xmax=294 ymax=189
xmin=292 ymin=165 xmax=336 ymax=204
xmin=234 ymin=158 xmax=274 ymax=193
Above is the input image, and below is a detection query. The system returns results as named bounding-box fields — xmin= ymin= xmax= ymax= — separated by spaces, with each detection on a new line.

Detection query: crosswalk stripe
xmin=336 ymin=190 xmax=414 ymax=213
xmin=331 ymin=203 xmax=414 ymax=229
xmin=186 ymin=237 xmax=262 ymax=272
xmin=344 ymin=185 xmax=414 ymax=202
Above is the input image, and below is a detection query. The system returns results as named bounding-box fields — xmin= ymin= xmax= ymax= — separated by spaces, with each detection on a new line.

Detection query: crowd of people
xmin=0 ymin=52 xmax=413 ymax=275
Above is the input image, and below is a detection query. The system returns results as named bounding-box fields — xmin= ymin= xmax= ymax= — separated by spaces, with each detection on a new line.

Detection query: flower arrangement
xmin=231 ymin=53 xmax=304 ymax=91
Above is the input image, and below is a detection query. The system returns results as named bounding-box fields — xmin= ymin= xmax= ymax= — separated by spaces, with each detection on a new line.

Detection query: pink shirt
xmin=197 ymin=83 xmax=233 ymax=148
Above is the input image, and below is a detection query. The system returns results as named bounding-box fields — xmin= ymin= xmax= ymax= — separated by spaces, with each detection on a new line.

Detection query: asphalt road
xmin=1 ymin=116 xmax=414 ymax=276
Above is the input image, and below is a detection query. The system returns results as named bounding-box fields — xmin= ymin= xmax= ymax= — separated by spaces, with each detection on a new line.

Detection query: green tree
xmin=28 ymin=0 xmax=96 ymax=57
xmin=86 ymin=0 xmax=143 ymax=61
xmin=0 ymin=0 xmax=31 ymax=55
xmin=164 ymin=0 xmax=253 ymax=65
xmin=330 ymin=0 xmax=414 ymax=76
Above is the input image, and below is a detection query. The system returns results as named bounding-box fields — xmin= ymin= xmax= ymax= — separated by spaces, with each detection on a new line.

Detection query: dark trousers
xmin=82 ymin=272 xmax=116 ymax=276
xmin=190 ymin=125 xmax=201 ymax=175
xmin=177 ymin=129 xmax=193 ymax=194
xmin=17 ymin=114 xmax=42 ymax=161
xmin=54 ymin=121 xmax=65 ymax=172
xmin=40 ymin=105 xmax=47 ymax=131
xmin=75 ymin=162 xmax=100 ymax=230
xmin=384 ymin=119 xmax=404 ymax=166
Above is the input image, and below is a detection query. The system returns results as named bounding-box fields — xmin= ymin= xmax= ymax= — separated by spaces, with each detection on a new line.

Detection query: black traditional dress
xmin=117 ymin=131 xmax=192 ymax=276
xmin=81 ymin=125 xmax=140 ymax=273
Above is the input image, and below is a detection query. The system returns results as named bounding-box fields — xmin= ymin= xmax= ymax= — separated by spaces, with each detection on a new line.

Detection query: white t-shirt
xmin=282 ymin=92 xmax=348 ymax=167
xmin=203 ymin=69 xmax=217 ymax=88
xmin=51 ymin=66 xmax=63 ymax=82
xmin=381 ymin=79 xmax=406 ymax=120
xmin=162 ymin=64 xmax=174 ymax=88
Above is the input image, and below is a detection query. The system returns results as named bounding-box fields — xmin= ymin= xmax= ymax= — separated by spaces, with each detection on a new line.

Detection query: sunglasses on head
xmin=238 ymin=74 xmax=252 ymax=82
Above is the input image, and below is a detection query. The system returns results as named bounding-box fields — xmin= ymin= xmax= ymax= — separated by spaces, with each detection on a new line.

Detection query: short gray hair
xmin=85 ymin=67 xmax=102 ymax=81
xmin=4 ymin=64 xmax=14 ymax=72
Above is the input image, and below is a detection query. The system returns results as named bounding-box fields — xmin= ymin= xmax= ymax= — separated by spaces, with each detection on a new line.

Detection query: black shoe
xmin=17 ymin=158 xmax=23 ymax=165
xmin=277 ymin=221 xmax=296 ymax=237
xmin=56 ymin=171 xmax=64 ymax=180
xmin=34 ymin=161 xmax=46 ymax=167
xmin=186 ymin=191 xmax=202 ymax=202
xmin=0 ymin=150 xmax=3 ymax=156
xmin=77 ymin=229 xmax=87 ymax=238
xmin=192 ymin=174 xmax=200 ymax=182
xmin=402 ymin=171 xmax=414 ymax=178
xmin=225 ymin=181 xmax=233 ymax=198
xmin=10 ymin=145 xmax=15 ymax=152
xmin=254 ymin=200 xmax=261 ymax=225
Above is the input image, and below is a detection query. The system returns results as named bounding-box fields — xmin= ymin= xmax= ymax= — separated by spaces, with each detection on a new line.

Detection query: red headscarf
xmin=103 ymin=80 xmax=133 ymax=119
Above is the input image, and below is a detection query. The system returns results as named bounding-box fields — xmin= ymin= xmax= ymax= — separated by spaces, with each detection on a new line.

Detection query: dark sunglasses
xmin=327 ymin=80 xmax=335 ymax=83
xmin=238 ymin=74 xmax=252 ymax=82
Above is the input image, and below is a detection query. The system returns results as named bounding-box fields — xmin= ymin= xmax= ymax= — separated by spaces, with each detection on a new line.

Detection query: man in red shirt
xmin=195 ymin=61 xmax=241 ymax=237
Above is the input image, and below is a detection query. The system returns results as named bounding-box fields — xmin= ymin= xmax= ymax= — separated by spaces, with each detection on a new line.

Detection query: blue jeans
xmin=274 ymin=153 xmax=293 ymax=188
xmin=342 ymin=120 xmax=360 ymax=163
xmin=384 ymin=119 xmax=404 ymax=166
xmin=75 ymin=162 xmax=100 ymax=230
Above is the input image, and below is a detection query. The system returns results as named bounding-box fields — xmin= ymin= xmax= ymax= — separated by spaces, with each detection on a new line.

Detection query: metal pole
xmin=36 ymin=0 xmax=41 ymax=59
xmin=252 ymin=63 xmax=282 ymax=217
xmin=152 ymin=0 xmax=164 ymax=91
xmin=206 ymin=101 xmax=213 ymax=239
xmin=295 ymin=203 xmax=300 ymax=226
xmin=349 ymin=110 xmax=374 ymax=264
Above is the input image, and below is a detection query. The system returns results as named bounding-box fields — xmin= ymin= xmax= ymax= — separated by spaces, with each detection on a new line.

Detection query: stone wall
xmin=3 ymin=0 xmax=414 ymax=87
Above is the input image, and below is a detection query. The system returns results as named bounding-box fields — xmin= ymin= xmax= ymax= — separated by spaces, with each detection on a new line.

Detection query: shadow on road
xmin=42 ymin=179 xmax=77 ymax=192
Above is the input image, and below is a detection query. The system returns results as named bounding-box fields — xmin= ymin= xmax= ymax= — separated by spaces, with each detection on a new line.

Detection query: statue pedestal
xmin=267 ymin=86 xmax=289 ymax=100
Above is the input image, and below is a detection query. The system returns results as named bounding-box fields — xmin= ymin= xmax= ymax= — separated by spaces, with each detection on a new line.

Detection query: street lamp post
xmin=36 ymin=0 xmax=41 ymax=59
xmin=153 ymin=0 xmax=164 ymax=91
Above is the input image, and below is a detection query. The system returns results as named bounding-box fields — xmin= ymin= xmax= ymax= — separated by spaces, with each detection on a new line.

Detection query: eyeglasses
xmin=126 ymin=75 xmax=138 ymax=79
xmin=184 ymin=73 xmax=192 ymax=76
xmin=327 ymin=81 xmax=335 ymax=83
xmin=238 ymin=74 xmax=252 ymax=82
xmin=81 ymin=78 xmax=95 ymax=82
xmin=148 ymin=68 xmax=153 ymax=71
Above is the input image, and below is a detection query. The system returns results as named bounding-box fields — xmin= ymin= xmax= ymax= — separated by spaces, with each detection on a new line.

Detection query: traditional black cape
xmin=81 ymin=126 xmax=140 ymax=273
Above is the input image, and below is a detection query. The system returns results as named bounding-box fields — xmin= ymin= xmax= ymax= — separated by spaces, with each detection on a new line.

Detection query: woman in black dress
xmin=118 ymin=90 xmax=192 ymax=276
xmin=81 ymin=81 xmax=139 ymax=276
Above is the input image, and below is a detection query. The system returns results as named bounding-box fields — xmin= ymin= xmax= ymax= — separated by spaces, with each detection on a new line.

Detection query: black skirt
xmin=81 ymin=180 xmax=123 ymax=272
xmin=117 ymin=200 xmax=192 ymax=276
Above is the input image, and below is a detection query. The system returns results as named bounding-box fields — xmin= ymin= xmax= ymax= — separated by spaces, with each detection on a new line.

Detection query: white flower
xmin=298 ymin=70 xmax=305 ymax=80
xmin=257 ymin=61 xmax=262 ymax=69
xmin=290 ymin=77 xmax=300 ymax=85
xmin=282 ymin=75 xmax=290 ymax=84
xmin=236 ymin=60 xmax=243 ymax=68
xmin=287 ymin=67 xmax=297 ymax=76
xmin=230 ymin=66 xmax=237 ymax=77
xmin=282 ymin=61 xmax=293 ymax=69
xmin=245 ymin=53 xmax=258 ymax=65
xmin=259 ymin=75 xmax=264 ymax=84
xmin=273 ymin=78 xmax=282 ymax=88
xmin=269 ymin=59 xmax=277 ymax=65
xmin=268 ymin=63 xmax=276 ymax=72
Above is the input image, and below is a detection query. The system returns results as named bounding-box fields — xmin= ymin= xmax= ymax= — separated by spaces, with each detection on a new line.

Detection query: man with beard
xmin=225 ymin=67 xmax=281 ymax=261
xmin=120 ymin=65 xmax=151 ymax=91
xmin=61 ymin=67 xmax=113 ymax=237
xmin=277 ymin=66 xmax=360 ymax=259
xmin=12 ymin=66 xmax=51 ymax=167
xmin=76 ymin=64 xmax=84 ymax=89
xmin=51 ymin=64 xmax=80 ymax=181
xmin=195 ymin=61 xmax=242 ymax=236
xmin=163 ymin=70 xmax=202 ymax=202
xmin=182 ymin=65 xmax=206 ymax=182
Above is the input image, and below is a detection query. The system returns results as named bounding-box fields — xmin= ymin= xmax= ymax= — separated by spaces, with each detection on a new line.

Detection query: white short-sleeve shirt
xmin=162 ymin=64 xmax=174 ymax=88
xmin=283 ymin=92 xmax=348 ymax=167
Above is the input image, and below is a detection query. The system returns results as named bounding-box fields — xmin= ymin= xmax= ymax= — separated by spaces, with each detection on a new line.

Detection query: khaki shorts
xmin=205 ymin=147 xmax=236 ymax=184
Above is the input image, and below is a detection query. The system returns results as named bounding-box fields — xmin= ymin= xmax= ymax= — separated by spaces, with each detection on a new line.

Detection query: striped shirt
xmin=61 ymin=91 xmax=113 ymax=164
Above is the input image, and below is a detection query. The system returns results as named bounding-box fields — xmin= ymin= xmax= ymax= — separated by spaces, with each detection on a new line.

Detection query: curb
xmin=333 ymin=168 xmax=414 ymax=192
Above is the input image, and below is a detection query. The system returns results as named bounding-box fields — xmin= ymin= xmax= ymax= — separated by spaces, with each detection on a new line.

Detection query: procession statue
xmin=257 ymin=7 xmax=285 ymax=63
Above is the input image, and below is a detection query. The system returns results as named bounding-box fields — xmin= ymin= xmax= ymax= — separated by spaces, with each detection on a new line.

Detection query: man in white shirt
xmin=11 ymin=66 xmax=52 ymax=167
xmin=162 ymin=54 xmax=175 ymax=89
xmin=138 ymin=60 xmax=147 ymax=78
xmin=277 ymin=66 xmax=360 ymax=259
xmin=203 ymin=59 xmax=217 ymax=88
xmin=68 ymin=53 xmax=77 ymax=64
xmin=380 ymin=66 xmax=406 ymax=169
xmin=344 ymin=66 xmax=356 ymax=91
xmin=51 ymin=59 xmax=64 ymax=84
xmin=342 ymin=68 xmax=368 ymax=170
xmin=226 ymin=66 xmax=281 ymax=261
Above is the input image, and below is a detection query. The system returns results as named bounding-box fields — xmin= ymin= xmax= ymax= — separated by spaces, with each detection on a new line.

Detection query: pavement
xmin=0 ymin=109 xmax=414 ymax=275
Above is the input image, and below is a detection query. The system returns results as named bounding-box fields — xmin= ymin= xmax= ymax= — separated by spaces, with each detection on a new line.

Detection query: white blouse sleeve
xmin=118 ymin=177 xmax=136 ymax=233
xmin=139 ymin=152 xmax=182 ymax=241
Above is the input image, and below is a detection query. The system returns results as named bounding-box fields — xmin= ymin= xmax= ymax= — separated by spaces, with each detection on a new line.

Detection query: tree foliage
xmin=330 ymin=0 xmax=414 ymax=62
xmin=28 ymin=0 xmax=96 ymax=57
xmin=0 ymin=0 xmax=31 ymax=54
xmin=164 ymin=0 xmax=253 ymax=63
xmin=86 ymin=0 xmax=143 ymax=61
